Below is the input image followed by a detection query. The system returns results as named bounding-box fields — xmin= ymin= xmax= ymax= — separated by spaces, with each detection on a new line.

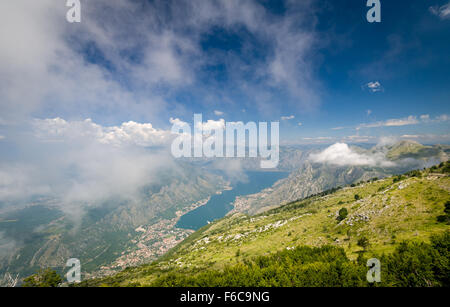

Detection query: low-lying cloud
xmin=309 ymin=143 xmax=395 ymax=167
xmin=0 ymin=232 xmax=17 ymax=259
xmin=0 ymin=118 xmax=177 ymax=221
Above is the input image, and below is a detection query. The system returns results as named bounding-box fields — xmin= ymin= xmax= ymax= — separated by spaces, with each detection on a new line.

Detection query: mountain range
xmin=78 ymin=160 xmax=450 ymax=287
xmin=1 ymin=140 xmax=449 ymax=285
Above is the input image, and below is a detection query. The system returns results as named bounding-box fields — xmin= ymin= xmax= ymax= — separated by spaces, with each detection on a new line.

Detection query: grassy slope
xmin=80 ymin=163 xmax=450 ymax=286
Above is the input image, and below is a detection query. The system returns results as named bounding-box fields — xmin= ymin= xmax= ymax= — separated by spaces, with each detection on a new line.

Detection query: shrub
xmin=22 ymin=268 xmax=62 ymax=287
xmin=357 ymin=236 xmax=370 ymax=251
xmin=381 ymin=232 xmax=450 ymax=287
xmin=337 ymin=208 xmax=348 ymax=222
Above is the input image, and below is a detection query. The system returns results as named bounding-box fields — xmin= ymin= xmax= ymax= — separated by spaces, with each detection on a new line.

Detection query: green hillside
xmin=386 ymin=140 xmax=449 ymax=161
xmin=230 ymin=142 xmax=449 ymax=216
xmin=77 ymin=161 xmax=450 ymax=287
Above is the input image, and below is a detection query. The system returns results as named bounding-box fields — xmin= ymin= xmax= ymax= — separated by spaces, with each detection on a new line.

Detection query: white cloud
xmin=429 ymin=2 xmax=450 ymax=20
xmin=367 ymin=109 xmax=372 ymax=116
xmin=0 ymin=164 xmax=51 ymax=201
xmin=0 ymin=135 xmax=4 ymax=140
xmin=342 ymin=135 xmax=375 ymax=143
xmin=297 ymin=122 xmax=303 ymax=126
xmin=357 ymin=115 xmax=419 ymax=130
xmin=309 ymin=143 xmax=394 ymax=167
xmin=281 ymin=115 xmax=295 ymax=120
xmin=0 ymin=117 xmax=177 ymax=220
xmin=0 ymin=0 xmax=323 ymax=128
xmin=214 ymin=110 xmax=224 ymax=116
xmin=211 ymin=159 xmax=247 ymax=183
xmin=382 ymin=116 xmax=420 ymax=127
xmin=303 ymin=136 xmax=334 ymax=142
xmin=435 ymin=114 xmax=450 ymax=122
xmin=376 ymin=136 xmax=399 ymax=146
xmin=169 ymin=117 xmax=187 ymax=126
xmin=357 ymin=114 xmax=450 ymax=130
xmin=364 ymin=81 xmax=383 ymax=93
xmin=33 ymin=118 xmax=175 ymax=147
xmin=0 ymin=0 xmax=164 ymax=122
xmin=198 ymin=119 xmax=226 ymax=132
xmin=420 ymin=114 xmax=430 ymax=121
xmin=0 ymin=232 xmax=17 ymax=258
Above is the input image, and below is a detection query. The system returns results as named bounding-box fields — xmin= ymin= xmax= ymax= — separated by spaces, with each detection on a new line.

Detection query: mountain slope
xmin=386 ymin=141 xmax=449 ymax=161
xmin=0 ymin=163 xmax=228 ymax=281
xmin=230 ymin=142 xmax=448 ymax=215
xmin=78 ymin=161 xmax=450 ymax=286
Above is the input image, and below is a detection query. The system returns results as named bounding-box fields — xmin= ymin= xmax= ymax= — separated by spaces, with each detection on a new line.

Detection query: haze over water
xmin=176 ymin=171 xmax=288 ymax=230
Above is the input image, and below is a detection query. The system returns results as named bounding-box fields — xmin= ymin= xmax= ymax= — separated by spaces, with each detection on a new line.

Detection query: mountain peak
xmin=386 ymin=140 xmax=427 ymax=160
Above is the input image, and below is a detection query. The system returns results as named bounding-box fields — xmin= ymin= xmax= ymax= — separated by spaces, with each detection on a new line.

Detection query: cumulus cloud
xmin=214 ymin=110 xmax=224 ymax=116
xmin=309 ymin=143 xmax=395 ymax=167
xmin=199 ymin=119 xmax=226 ymax=132
xmin=429 ymin=2 xmax=450 ymax=19
xmin=33 ymin=118 xmax=174 ymax=147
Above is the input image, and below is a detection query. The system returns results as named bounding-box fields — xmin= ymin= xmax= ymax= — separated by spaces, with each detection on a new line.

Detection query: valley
xmin=2 ymin=141 xmax=449 ymax=285
xmin=78 ymin=161 xmax=450 ymax=287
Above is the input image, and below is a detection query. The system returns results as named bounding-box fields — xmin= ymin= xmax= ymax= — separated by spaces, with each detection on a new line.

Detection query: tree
xmin=22 ymin=268 xmax=62 ymax=287
xmin=337 ymin=208 xmax=348 ymax=222
xmin=357 ymin=236 xmax=370 ymax=252
xmin=354 ymin=194 xmax=361 ymax=201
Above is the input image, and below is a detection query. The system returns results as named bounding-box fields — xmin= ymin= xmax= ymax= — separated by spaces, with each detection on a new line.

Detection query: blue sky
xmin=0 ymin=0 xmax=449 ymax=145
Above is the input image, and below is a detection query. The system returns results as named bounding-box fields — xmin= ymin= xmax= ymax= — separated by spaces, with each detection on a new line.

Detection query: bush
xmin=381 ymin=232 xmax=450 ymax=287
xmin=436 ymin=201 xmax=450 ymax=224
xmin=22 ymin=268 xmax=62 ymax=287
xmin=357 ymin=236 xmax=370 ymax=251
xmin=337 ymin=208 xmax=348 ymax=222
xmin=437 ymin=215 xmax=449 ymax=223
